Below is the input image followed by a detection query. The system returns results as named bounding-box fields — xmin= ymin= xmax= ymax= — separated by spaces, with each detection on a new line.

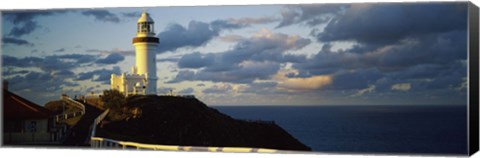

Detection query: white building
xmin=111 ymin=12 xmax=159 ymax=96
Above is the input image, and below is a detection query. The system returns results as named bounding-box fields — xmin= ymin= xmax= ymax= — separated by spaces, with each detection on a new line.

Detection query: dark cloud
xmin=3 ymin=10 xmax=69 ymax=37
xmin=295 ymin=30 xmax=467 ymax=75
xmin=3 ymin=69 xmax=83 ymax=105
xmin=177 ymin=52 xmax=214 ymax=68
xmin=157 ymin=21 xmax=220 ymax=53
xmin=157 ymin=18 xmax=261 ymax=53
xmin=2 ymin=37 xmax=33 ymax=46
xmin=81 ymin=10 xmax=120 ymax=23
xmin=241 ymin=82 xmax=278 ymax=94
xmin=210 ymin=20 xmax=246 ymax=31
xmin=288 ymin=3 xmax=467 ymax=103
xmin=2 ymin=69 xmax=30 ymax=76
xmin=157 ymin=57 xmax=180 ymax=63
xmin=121 ymin=12 xmax=142 ymax=18
xmin=54 ymin=70 xmax=75 ymax=77
xmin=170 ymin=61 xmax=280 ymax=84
xmin=277 ymin=4 xmax=347 ymax=28
xmin=3 ymin=54 xmax=97 ymax=72
xmin=8 ymin=21 xmax=39 ymax=37
xmin=76 ymin=66 xmax=121 ymax=83
xmin=328 ymin=68 xmax=384 ymax=90
xmin=96 ymin=53 xmax=125 ymax=64
xmin=316 ymin=3 xmax=467 ymax=44
xmin=169 ymin=30 xmax=310 ymax=84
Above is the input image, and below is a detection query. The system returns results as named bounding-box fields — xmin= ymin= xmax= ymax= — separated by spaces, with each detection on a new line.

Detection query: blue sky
xmin=1 ymin=2 xmax=469 ymax=106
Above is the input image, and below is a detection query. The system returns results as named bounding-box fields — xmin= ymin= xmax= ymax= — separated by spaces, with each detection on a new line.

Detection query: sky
xmin=1 ymin=2 xmax=470 ymax=106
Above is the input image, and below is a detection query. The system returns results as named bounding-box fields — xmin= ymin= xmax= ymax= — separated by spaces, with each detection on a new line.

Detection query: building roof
xmin=3 ymin=89 xmax=52 ymax=120
xmin=137 ymin=11 xmax=154 ymax=23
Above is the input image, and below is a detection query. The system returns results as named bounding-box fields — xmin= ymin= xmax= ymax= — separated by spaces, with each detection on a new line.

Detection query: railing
xmin=62 ymin=96 xmax=86 ymax=114
xmin=90 ymin=137 xmax=278 ymax=153
xmin=90 ymin=109 xmax=110 ymax=138
xmin=54 ymin=96 xmax=86 ymax=123
xmin=54 ymin=111 xmax=84 ymax=123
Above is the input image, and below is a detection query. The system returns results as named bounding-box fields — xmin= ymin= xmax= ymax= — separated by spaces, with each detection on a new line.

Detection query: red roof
xmin=3 ymin=89 xmax=52 ymax=120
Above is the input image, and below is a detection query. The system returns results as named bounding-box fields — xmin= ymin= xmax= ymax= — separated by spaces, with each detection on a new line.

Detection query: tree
xmin=100 ymin=89 xmax=126 ymax=110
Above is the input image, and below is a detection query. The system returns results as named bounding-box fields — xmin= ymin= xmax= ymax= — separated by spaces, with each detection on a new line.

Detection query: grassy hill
xmin=96 ymin=95 xmax=311 ymax=151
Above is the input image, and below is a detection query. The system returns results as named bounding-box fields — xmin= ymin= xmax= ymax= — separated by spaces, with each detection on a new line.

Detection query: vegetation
xmin=100 ymin=89 xmax=127 ymax=110
xmin=100 ymin=89 xmax=138 ymax=121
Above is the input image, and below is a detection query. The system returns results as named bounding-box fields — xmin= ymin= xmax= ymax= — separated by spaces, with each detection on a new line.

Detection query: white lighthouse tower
xmin=111 ymin=11 xmax=159 ymax=96
xmin=132 ymin=12 xmax=159 ymax=94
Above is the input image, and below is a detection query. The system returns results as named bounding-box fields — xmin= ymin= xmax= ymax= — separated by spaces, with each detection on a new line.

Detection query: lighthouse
xmin=111 ymin=11 xmax=159 ymax=96
xmin=133 ymin=12 xmax=159 ymax=94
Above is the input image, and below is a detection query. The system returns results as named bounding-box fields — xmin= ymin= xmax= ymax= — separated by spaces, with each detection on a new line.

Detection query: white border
xmin=0 ymin=0 xmax=478 ymax=158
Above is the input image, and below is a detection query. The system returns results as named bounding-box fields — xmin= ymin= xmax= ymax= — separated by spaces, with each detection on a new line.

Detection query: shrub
xmin=100 ymin=89 xmax=127 ymax=110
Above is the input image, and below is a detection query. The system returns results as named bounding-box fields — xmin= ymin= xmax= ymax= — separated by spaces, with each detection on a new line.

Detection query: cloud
xmin=3 ymin=54 xmax=98 ymax=73
xmin=391 ymin=83 xmax=411 ymax=91
xmin=54 ymin=48 xmax=65 ymax=52
xmin=274 ymin=70 xmax=332 ymax=91
xmin=4 ymin=70 xmax=75 ymax=104
xmin=2 ymin=69 xmax=30 ymax=76
xmin=8 ymin=21 xmax=39 ymax=37
xmin=87 ymin=49 xmax=135 ymax=56
xmin=227 ymin=17 xmax=279 ymax=25
xmin=121 ymin=12 xmax=142 ymax=18
xmin=3 ymin=10 xmax=69 ymax=37
xmin=157 ymin=57 xmax=180 ymax=63
xmin=178 ymin=88 xmax=194 ymax=94
xmin=240 ymin=81 xmax=279 ymax=94
xmin=294 ymin=30 xmax=467 ymax=77
xmin=157 ymin=21 xmax=221 ymax=53
xmin=279 ymin=76 xmax=332 ymax=91
xmin=203 ymin=84 xmax=233 ymax=94
xmin=277 ymin=4 xmax=347 ymax=28
xmin=170 ymin=61 xmax=281 ymax=84
xmin=177 ymin=52 xmax=214 ymax=68
xmin=316 ymin=3 xmax=467 ymax=44
xmin=157 ymin=18 xmax=268 ymax=53
xmin=81 ymin=10 xmax=120 ymax=23
xmin=75 ymin=66 xmax=121 ymax=83
xmin=210 ymin=20 xmax=246 ymax=31
xmin=219 ymin=35 xmax=246 ymax=43
xmin=169 ymin=29 xmax=310 ymax=84
xmin=96 ymin=53 xmax=125 ymax=64
xmin=2 ymin=37 xmax=33 ymax=46
xmin=352 ymin=85 xmax=376 ymax=97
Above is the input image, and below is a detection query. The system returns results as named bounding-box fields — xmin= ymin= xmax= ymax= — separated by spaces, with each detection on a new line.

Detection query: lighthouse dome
xmin=137 ymin=12 xmax=154 ymax=23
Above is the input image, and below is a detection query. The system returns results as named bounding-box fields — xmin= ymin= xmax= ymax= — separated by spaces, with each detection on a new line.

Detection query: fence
xmin=90 ymin=108 xmax=110 ymax=138
xmin=54 ymin=96 xmax=86 ymax=123
xmin=90 ymin=137 xmax=278 ymax=153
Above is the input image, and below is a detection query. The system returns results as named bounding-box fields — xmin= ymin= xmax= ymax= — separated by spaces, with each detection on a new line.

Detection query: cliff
xmin=96 ymin=95 xmax=311 ymax=151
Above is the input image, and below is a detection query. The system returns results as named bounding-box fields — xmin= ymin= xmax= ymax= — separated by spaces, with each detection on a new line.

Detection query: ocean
xmin=213 ymin=105 xmax=467 ymax=155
